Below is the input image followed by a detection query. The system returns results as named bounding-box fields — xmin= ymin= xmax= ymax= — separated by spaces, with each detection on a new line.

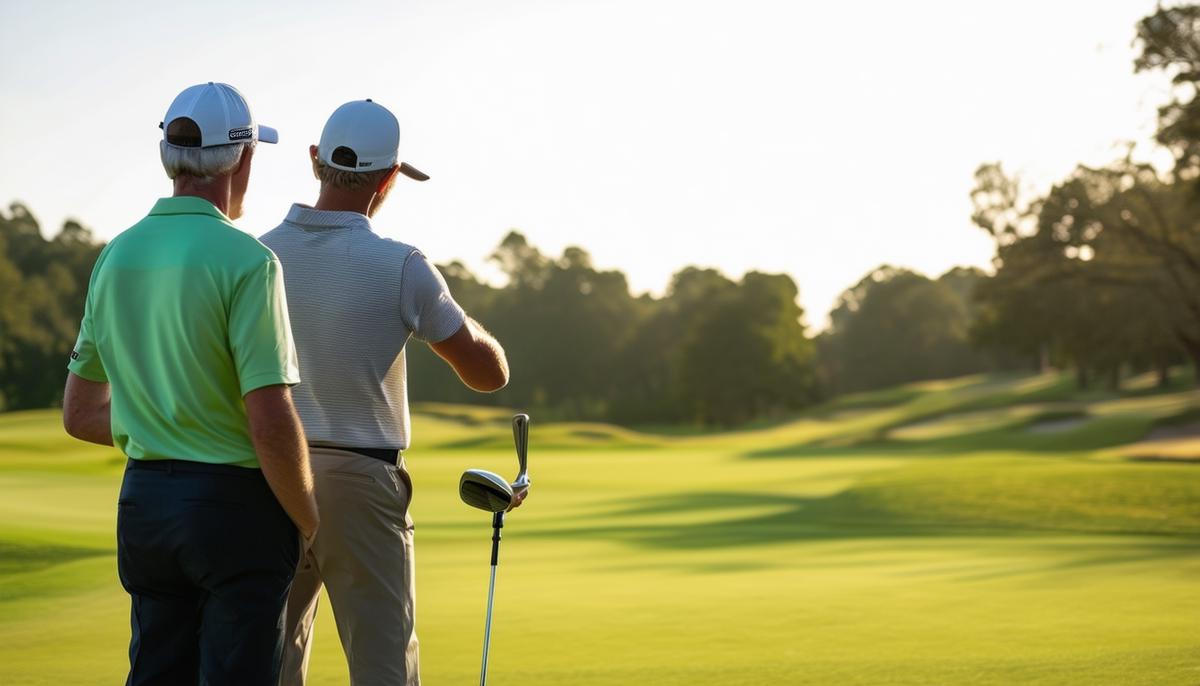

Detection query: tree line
xmin=967 ymin=4 xmax=1200 ymax=390
xmin=409 ymin=231 xmax=821 ymax=425
xmin=3 ymin=4 xmax=1198 ymax=423
xmin=0 ymin=204 xmax=101 ymax=410
xmin=0 ymin=205 xmax=993 ymax=424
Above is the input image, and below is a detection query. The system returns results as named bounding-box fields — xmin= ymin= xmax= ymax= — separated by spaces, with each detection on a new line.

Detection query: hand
xmin=507 ymin=485 xmax=529 ymax=512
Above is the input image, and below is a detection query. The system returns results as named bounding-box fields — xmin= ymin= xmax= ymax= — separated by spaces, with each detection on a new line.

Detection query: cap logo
xmin=228 ymin=127 xmax=253 ymax=141
xmin=358 ymin=161 xmax=373 ymax=168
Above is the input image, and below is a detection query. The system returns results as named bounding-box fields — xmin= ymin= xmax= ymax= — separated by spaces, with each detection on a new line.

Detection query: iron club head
xmin=460 ymin=469 xmax=514 ymax=513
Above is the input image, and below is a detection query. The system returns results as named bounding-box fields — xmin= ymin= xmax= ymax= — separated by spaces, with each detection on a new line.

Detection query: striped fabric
xmin=260 ymin=205 xmax=465 ymax=449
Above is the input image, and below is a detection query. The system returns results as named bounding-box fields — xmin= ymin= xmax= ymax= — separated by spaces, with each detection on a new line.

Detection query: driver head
xmin=460 ymin=469 xmax=514 ymax=512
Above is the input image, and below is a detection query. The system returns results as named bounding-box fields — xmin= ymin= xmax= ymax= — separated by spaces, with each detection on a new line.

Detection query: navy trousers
xmin=116 ymin=459 xmax=300 ymax=686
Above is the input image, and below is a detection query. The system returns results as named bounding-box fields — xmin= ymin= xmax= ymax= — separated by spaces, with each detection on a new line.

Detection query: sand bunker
xmin=1118 ymin=421 xmax=1200 ymax=463
xmin=1140 ymin=421 xmax=1200 ymax=442
xmin=888 ymin=410 xmax=1009 ymax=441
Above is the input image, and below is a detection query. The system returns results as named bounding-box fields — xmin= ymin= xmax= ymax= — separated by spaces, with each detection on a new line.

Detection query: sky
xmin=0 ymin=0 xmax=1173 ymax=329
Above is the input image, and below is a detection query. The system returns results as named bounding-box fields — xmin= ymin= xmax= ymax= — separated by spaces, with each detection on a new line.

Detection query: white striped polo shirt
xmin=260 ymin=205 xmax=466 ymax=450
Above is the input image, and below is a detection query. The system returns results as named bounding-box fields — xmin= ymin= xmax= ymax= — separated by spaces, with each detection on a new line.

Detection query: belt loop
xmin=167 ymin=461 xmax=174 ymax=475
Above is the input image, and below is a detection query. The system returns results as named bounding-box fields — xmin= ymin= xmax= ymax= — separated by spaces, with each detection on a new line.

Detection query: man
xmin=62 ymin=82 xmax=320 ymax=686
xmin=262 ymin=99 xmax=518 ymax=686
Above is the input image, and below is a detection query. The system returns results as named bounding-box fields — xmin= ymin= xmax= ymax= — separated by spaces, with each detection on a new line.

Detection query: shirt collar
xmin=284 ymin=204 xmax=372 ymax=232
xmin=148 ymin=196 xmax=230 ymax=219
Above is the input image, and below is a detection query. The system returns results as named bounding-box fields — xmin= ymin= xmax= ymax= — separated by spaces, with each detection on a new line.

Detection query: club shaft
xmin=491 ymin=511 xmax=504 ymax=565
xmin=513 ymin=414 xmax=529 ymax=481
xmin=480 ymin=564 xmax=498 ymax=686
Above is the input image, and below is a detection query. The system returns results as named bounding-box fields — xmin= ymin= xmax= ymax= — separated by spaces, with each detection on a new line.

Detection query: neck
xmin=173 ymin=176 xmax=232 ymax=216
xmin=313 ymin=186 xmax=375 ymax=216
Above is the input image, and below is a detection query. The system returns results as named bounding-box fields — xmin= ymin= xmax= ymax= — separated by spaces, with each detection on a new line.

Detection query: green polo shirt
xmin=67 ymin=196 xmax=299 ymax=468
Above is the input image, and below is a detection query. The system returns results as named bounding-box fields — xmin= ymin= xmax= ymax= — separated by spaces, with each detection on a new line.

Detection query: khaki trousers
xmin=280 ymin=447 xmax=419 ymax=686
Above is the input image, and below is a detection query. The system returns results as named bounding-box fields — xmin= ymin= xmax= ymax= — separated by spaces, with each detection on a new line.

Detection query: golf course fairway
xmin=1 ymin=373 xmax=1198 ymax=684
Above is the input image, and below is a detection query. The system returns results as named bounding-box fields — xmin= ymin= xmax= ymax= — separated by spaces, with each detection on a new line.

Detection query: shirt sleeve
xmin=228 ymin=256 xmax=300 ymax=395
xmin=400 ymin=250 xmax=467 ymax=343
xmin=67 ymin=306 xmax=108 ymax=382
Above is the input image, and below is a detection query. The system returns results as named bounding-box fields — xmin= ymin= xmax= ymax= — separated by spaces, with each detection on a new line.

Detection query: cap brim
xmin=399 ymin=162 xmax=429 ymax=182
xmin=258 ymin=125 xmax=279 ymax=144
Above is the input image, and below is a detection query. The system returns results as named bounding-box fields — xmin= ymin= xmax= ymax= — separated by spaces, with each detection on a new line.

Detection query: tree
xmin=968 ymin=162 xmax=1185 ymax=387
xmin=675 ymin=271 xmax=819 ymax=425
xmin=0 ymin=203 xmax=103 ymax=409
xmin=6 ymin=213 xmax=826 ymax=425
xmin=1135 ymin=4 xmax=1200 ymax=181
xmin=489 ymin=230 xmax=551 ymax=290
xmin=821 ymin=266 xmax=992 ymax=393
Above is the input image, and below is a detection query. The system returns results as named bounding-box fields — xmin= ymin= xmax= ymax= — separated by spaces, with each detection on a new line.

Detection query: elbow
xmin=62 ymin=408 xmax=83 ymax=441
xmin=472 ymin=354 xmax=509 ymax=393
xmin=474 ymin=367 xmax=509 ymax=393
xmin=61 ymin=374 xmax=112 ymax=445
xmin=488 ymin=371 xmax=510 ymax=393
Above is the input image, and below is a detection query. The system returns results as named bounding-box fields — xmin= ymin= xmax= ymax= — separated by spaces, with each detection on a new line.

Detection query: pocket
xmin=385 ymin=466 xmax=415 ymax=529
xmin=116 ymin=500 xmax=137 ymax=535
xmin=325 ymin=471 xmax=377 ymax=486
xmin=390 ymin=463 xmax=415 ymax=500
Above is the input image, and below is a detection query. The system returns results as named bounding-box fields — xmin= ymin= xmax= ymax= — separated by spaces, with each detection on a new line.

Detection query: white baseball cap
xmin=160 ymin=82 xmax=278 ymax=148
xmin=317 ymin=99 xmax=428 ymax=181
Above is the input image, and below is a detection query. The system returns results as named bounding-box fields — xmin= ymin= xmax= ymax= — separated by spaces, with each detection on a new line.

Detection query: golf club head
xmin=512 ymin=413 xmax=530 ymax=492
xmin=460 ymin=469 xmax=514 ymax=513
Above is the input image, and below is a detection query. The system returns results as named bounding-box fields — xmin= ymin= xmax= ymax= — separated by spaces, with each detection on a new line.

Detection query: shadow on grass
xmin=953 ymin=538 xmax=1200 ymax=582
xmin=527 ymin=491 xmax=963 ymax=551
xmin=0 ymin=541 xmax=110 ymax=578
xmin=527 ymin=490 xmax=1200 ymax=556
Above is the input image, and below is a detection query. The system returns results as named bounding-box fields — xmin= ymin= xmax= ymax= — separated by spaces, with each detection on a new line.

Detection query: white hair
xmin=159 ymin=141 xmax=252 ymax=181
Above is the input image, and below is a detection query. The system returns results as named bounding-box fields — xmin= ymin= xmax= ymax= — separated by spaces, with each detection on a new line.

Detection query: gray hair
xmin=159 ymin=141 xmax=252 ymax=181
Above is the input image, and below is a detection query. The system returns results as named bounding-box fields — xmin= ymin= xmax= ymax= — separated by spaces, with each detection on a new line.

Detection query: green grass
xmin=2 ymin=372 xmax=1199 ymax=684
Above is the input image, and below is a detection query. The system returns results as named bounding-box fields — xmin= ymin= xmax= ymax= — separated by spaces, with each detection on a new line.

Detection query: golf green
xmin=1 ymin=374 xmax=1198 ymax=684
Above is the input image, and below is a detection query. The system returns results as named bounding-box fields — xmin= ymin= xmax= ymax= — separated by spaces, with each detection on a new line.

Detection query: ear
xmin=235 ymin=144 xmax=254 ymax=174
xmin=377 ymin=164 xmax=402 ymax=193
xmin=309 ymin=144 xmax=321 ymax=180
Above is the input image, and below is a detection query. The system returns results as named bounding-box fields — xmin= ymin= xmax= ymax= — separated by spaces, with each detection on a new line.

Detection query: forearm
xmin=62 ymin=374 xmax=114 ymax=446
xmin=247 ymin=390 xmax=319 ymax=536
xmin=466 ymin=318 xmax=510 ymax=391
xmin=456 ymin=317 xmax=509 ymax=392
xmin=65 ymin=403 xmax=113 ymax=446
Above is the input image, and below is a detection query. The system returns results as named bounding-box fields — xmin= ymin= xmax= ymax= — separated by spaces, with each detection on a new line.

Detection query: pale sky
xmin=0 ymin=0 xmax=1171 ymax=328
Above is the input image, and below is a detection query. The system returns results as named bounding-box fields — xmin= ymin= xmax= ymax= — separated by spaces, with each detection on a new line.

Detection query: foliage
xmin=1135 ymin=3 xmax=1200 ymax=180
xmin=411 ymin=233 xmax=820 ymax=426
xmin=13 ymin=3 xmax=1200 ymax=419
xmin=818 ymin=265 xmax=994 ymax=394
xmin=965 ymin=3 xmax=1200 ymax=389
xmin=969 ymin=159 xmax=1189 ymax=388
xmin=0 ymin=204 xmax=103 ymax=410
xmin=3 ymin=208 xmax=825 ymax=426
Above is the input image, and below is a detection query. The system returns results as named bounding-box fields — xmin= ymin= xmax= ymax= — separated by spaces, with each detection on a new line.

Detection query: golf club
xmin=459 ymin=469 xmax=514 ymax=513
xmin=457 ymin=413 xmax=531 ymax=686
xmin=512 ymin=413 xmax=530 ymax=494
